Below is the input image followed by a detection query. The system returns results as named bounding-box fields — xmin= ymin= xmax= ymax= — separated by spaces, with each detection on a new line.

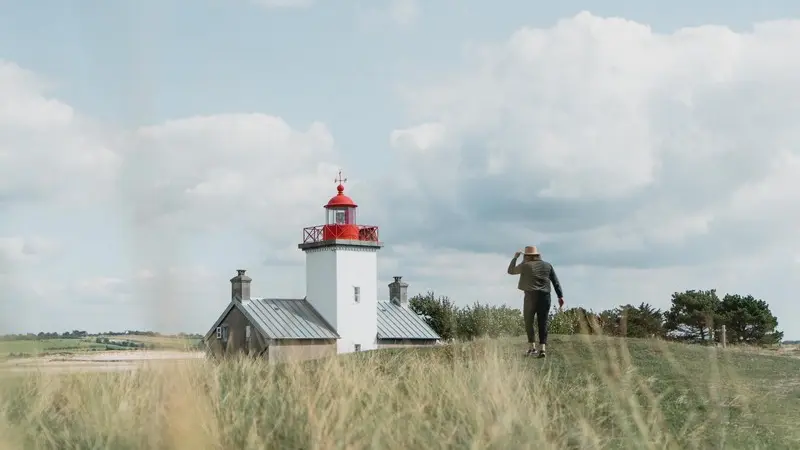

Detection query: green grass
xmin=0 ymin=339 xmax=109 ymax=356
xmin=1 ymin=334 xmax=799 ymax=449
xmin=97 ymin=335 xmax=200 ymax=351
xmin=0 ymin=336 xmax=199 ymax=357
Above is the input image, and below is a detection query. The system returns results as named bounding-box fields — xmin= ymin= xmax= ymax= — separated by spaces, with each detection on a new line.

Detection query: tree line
xmin=409 ymin=289 xmax=784 ymax=346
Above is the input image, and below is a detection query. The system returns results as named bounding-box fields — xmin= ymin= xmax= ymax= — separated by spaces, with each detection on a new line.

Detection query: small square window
xmin=216 ymin=327 xmax=222 ymax=339
xmin=354 ymin=344 xmax=361 ymax=352
xmin=354 ymin=286 xmax=361 ymax=303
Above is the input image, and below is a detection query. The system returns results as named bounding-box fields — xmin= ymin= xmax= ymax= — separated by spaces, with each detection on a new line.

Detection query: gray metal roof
xmin=377 ymin=301 xmax=441 ymax=340
xmin=205 ymin=298 xmax=438 ymax=342
xmin=242 ymin=298 xmax=339 ymax=340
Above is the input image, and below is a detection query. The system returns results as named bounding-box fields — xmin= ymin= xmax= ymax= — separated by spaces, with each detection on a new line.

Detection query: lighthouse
xmin=297 ymin=171 xmax=382 ymax=354
xmin=204 ymin=171 xmax=440 ymax=362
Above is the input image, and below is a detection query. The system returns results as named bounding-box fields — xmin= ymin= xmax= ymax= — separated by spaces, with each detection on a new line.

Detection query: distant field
xmin=97 ymin=335 xmax=200 ymax=350
xmin=0 ymin=339 xmax=110 ymax=355
xmin=0 ymin=335 xmax=200 ymax=357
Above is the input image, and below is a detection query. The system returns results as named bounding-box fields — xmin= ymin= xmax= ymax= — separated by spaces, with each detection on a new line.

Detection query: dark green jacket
xmin=507 ymin=256 xmax=563 ymax=298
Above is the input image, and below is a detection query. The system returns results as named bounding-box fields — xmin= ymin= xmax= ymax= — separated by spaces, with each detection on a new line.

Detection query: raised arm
xmin=507 ymin=253 xmax=522 ymax=275
xmin=549 ymin=265 xmax=564 ymax=298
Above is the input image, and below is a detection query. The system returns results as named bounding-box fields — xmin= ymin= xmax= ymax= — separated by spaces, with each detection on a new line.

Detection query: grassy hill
xmin=1 ymin=335 xmax=799 ymax=449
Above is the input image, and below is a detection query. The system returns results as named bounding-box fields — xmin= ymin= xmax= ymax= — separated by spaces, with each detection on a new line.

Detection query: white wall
xmin=304 ymin=245 xmax=379 ymax=354
xmin=334 ymin=249 xmax=378 ymax=353
xmin=305 ymin=249 xmax=339 ymax=330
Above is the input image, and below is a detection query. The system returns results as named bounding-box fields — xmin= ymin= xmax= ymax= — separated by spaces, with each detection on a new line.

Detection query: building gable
xmin=204 ymin=302 xmax=239 ymax=341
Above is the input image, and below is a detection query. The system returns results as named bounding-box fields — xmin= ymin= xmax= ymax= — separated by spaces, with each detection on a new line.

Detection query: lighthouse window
xmin=354 ymin=286 xmax=361 ymax=303
xmin=335 ymin=210 xmax=346 ymax=224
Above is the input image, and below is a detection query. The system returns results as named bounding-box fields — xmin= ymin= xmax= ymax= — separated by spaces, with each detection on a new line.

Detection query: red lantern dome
xmin=325 ymin=184 xmax=357 ymax=208
xmin=299 ymin=171 xmax=380 ymax=245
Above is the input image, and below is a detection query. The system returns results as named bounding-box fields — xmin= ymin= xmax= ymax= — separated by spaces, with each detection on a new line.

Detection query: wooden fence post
xmin=721 ymin=325 xmax=727 ymax=348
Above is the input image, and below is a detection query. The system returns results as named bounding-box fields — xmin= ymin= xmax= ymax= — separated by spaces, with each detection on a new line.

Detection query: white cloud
xmin=380 ymin=12 xmax=800 ymax=335
xmin=0 ymin=60 xmax=120 ymax=207
xmin=3 ymin=11 xmax=800 ymax=340
xmin=388 ymin=12 xmax=800 ymax=261
xmin=389 ymin=123 xmax=448 ymax=154
xmin=0 ymin=60 xmax=343 ymax=334
xmin=117 ymin=114 xmax=341 ymax=266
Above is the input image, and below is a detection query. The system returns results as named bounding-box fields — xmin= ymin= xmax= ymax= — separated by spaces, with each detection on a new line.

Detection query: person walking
xmin=507 ymin=246 xmax=564 ymax=358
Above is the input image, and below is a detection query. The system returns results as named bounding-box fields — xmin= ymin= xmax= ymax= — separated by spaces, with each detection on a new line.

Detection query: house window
xmin=354 ymin=344 xmax=361 ymax=352
xmin=217 ymin=325 xmax=229 ymax=342
xmin=245 ymin=325 xmax=251 ymax=340
xmin=354 ymin=286 xmax=360 ymax=303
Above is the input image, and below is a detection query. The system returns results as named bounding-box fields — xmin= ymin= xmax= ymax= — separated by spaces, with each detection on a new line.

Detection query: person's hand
xmin=558 ymin=297 xmax=565 ymax=309
xmin=514 ymin=250 xmax=522 ymax=258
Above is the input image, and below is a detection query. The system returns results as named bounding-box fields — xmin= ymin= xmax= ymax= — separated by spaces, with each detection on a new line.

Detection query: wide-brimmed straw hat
xmin=523 ymin=246 xmax=540 ymax=256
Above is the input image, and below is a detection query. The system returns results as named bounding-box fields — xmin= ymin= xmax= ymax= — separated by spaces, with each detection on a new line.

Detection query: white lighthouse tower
xmin=298 ymin=171 xmax=382 ymax=354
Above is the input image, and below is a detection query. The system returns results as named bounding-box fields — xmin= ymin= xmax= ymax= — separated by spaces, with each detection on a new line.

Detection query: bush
xmin=409 ymin=291 xmax=457 ymax=341
xmin=455 ymin=302 xmax=524 ymax=340
xmin=548 ymin=307 xmax=602 ymax=335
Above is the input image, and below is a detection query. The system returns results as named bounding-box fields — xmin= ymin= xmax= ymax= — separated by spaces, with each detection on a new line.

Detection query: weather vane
xmin=335 ymin=170 xmax=347 ymax=185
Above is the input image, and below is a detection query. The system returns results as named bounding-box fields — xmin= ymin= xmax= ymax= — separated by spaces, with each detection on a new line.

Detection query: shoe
xmin=537 ymin=351 xmax=546 ymax=359
xmin=525 ymin=348 xmax=538 ymax=356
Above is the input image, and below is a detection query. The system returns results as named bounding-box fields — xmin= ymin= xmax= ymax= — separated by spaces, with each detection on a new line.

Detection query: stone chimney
xmin=230 ymin=269 xmax=251 ymax=303
xmin=388 ymin=276 xmax=408 ymax=308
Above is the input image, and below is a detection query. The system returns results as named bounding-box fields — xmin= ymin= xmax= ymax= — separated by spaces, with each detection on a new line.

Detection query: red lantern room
xmin=323 ymin=182 xmax=359 ymax=240
xmin=299 ymin=171 xmax=380 ymax=245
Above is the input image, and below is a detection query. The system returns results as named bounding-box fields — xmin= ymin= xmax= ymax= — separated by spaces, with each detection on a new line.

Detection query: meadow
xmin=0 ymin=339 xmax=110 ymax=356
xmin=1 ymin=335 xmax=799 ymax=449
xmin=0 ymin=335 xmax=200 ymax=359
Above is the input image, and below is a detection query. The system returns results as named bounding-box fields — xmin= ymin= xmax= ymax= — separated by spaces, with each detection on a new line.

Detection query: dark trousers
xmin=524 ymin=290 xmax=551 ymax=345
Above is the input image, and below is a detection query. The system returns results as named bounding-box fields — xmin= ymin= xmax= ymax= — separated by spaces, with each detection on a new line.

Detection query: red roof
xmin=325 ymin=184 xmax=357 ymax=208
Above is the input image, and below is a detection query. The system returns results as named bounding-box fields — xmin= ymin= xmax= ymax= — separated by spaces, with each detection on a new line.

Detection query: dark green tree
xmin=718 ymin=294 xmax=783 ymax=345
xmin=616 ymin=303 xmax=665 ymax=338
xmin=597 ymin=308 xmax=622 ymax=336
xmin=408 ymin=291 xmax=457 ymax=341
xmin=664 ymin=289 xmax=721 ymax=342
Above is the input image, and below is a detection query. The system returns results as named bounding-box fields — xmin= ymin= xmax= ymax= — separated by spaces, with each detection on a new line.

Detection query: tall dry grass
xmin=0 ymin=338 xmax=796 ymax=449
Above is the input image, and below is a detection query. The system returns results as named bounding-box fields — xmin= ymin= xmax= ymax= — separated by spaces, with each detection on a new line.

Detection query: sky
xmin=1 ymin=0 xmax=800 ymax=339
